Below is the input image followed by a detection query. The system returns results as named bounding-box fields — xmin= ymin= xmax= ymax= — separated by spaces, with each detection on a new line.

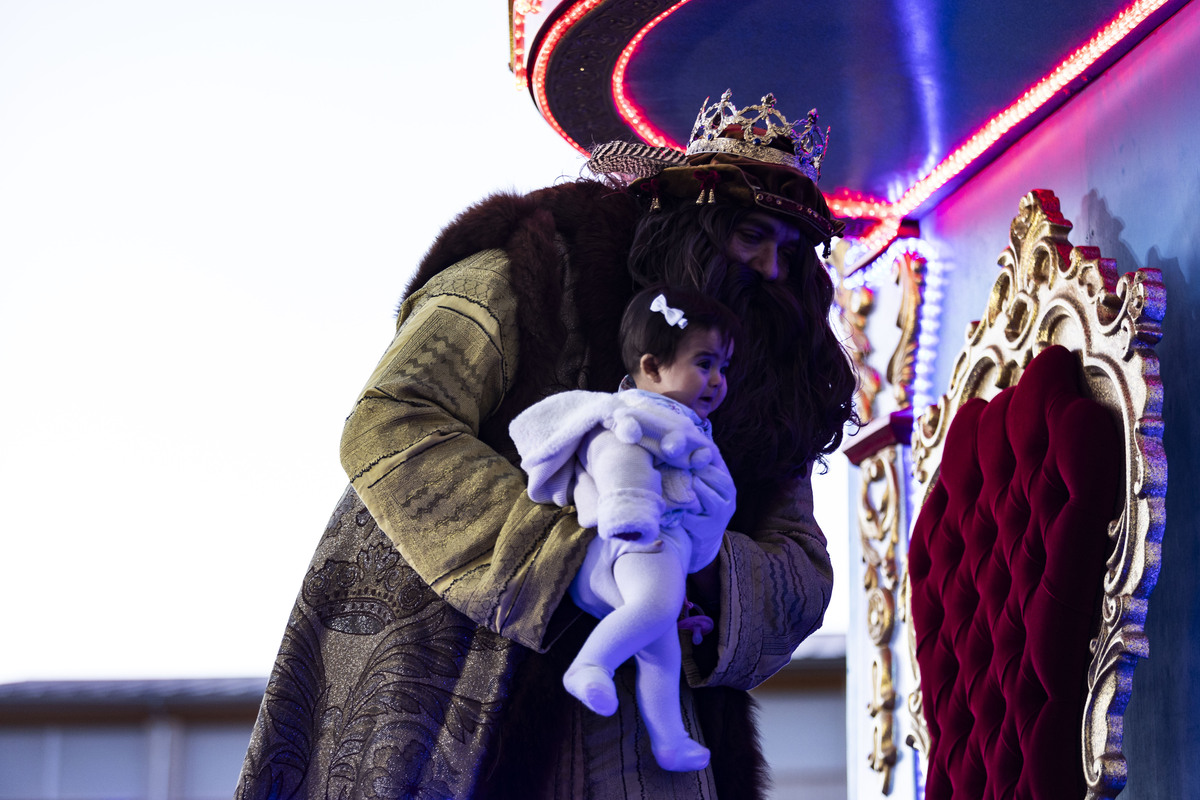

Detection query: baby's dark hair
xmin=619 ymin=284 xmax=741 ymax=377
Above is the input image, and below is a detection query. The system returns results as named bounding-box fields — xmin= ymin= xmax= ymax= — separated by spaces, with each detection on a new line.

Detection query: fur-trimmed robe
xmin=235 ymin=180 xmax=833 ymax=799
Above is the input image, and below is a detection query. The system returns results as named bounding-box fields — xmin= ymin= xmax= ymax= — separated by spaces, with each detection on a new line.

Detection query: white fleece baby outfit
xmin=509 ymin=386 xmax=736 ymax=772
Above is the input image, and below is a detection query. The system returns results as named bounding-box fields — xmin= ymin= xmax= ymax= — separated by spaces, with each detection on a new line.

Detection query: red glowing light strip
xmin=605 ymin=0 xmax=896 ymax=220
xmin=611 ymin=0 xmax=696 ymax=149
xmin=513 ymin=9 xmax=527 ymax=86
xmin=891 ymin=0 xmax=1173 ymax=220
xmin=826 ymin=192 xmax=891 ymax=219
xmin=837 ymin=0 xmax=1174 ymax=259
xmin=530 ymin=0 xmax=606 ymax=156
xmin=512 ymin=0 xmax=546 ymax=87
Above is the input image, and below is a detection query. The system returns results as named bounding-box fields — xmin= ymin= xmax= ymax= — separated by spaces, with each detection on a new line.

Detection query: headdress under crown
xmin=586 ymin=89 xmax=844 ymax=248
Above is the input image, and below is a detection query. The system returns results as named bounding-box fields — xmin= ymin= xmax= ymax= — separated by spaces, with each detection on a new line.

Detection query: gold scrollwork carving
xmin=859 ymin=450 xmax=900 ymax=594
xmin=868 ymin=648 xmax=898 ymax=790
xmin=866 ymin=587 xmax=895 ymax=645
xmin=887 ymin=251 xmax=928 ymax=409
xmin=859 ymin=446 xmax=902 ymax=794
xmin=832 ymin=242 xmax=883 ymax=423
xmin=908 ymin=189 xmax=1166 ymax=799
xmin=899 ymin=570 xmax=930 ymax=759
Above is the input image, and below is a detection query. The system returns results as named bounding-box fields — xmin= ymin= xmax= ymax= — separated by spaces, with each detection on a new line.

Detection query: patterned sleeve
xmin=339 ymin=250 xmax=591 ymax=652
xmin=681 ymin=468 xmax=834 ymax=690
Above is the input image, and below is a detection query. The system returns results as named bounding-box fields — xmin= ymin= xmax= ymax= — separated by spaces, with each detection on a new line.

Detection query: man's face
xmin=723 ymin=212 xmax=803 ymax=283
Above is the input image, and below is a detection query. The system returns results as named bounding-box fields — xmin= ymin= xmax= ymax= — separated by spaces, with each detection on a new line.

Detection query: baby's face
xmin=649 ymin=327 xmax=733 ymax=421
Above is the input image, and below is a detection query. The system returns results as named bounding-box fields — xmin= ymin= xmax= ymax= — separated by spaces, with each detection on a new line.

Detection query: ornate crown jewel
xmin=686 ymin=90 xmax=830 ymax=182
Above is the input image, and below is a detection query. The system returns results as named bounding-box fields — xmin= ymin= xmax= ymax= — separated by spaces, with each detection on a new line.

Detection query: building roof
xmin=0 ymin=678 xmax=268 ymax=721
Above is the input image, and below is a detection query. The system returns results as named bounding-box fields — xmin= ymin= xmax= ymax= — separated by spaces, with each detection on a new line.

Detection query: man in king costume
xmin=236 ymin=90 xmax=855 ymax=799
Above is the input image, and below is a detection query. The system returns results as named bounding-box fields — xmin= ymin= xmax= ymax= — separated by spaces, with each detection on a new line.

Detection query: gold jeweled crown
xmin=686 ymin=90 xmax=829 ymax=182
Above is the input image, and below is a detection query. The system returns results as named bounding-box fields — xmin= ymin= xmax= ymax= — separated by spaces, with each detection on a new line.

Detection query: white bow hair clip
xmin=650 ymin=294 xmax=688 ymax=329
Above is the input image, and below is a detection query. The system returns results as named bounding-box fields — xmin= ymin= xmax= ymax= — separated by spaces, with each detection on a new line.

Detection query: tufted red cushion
xmin=909 ymin=345 xmax=1122 ymax=800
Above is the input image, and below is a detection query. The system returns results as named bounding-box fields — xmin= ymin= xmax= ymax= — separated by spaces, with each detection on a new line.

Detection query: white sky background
xmin=0 ymin=1 xmax=849 ymax=683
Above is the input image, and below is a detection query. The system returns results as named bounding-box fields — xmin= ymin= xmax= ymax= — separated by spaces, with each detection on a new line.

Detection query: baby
xmin=509 ymin=285 xmax=738 ymax=772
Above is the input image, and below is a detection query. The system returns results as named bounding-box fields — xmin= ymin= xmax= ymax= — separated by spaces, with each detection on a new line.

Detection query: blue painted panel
xmin=921 ymin=5 xmax=1200 ymax=796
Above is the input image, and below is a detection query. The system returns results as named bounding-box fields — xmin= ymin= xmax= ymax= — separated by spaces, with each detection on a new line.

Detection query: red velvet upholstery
xmin=909 ymin=346 xmax=1122 ymax=800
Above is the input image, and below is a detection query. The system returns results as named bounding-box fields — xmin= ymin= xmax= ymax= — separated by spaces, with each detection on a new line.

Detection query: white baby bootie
xmin=563 ymin=663 xmax=618 ymax=716
xmin=652 ymin=736 xmax=711 ymax=772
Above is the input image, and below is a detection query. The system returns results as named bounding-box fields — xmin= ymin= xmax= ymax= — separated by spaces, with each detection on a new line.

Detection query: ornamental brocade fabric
xmin=235 ymin=484 xmax=522 ymax=799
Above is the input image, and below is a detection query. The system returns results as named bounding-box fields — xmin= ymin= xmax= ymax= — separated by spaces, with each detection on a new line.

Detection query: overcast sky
xmin=0 ymin=1 xmax=848 ymax=683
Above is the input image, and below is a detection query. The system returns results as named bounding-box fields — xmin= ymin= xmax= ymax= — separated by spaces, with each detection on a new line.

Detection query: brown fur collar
xmin=402 ymin=180 xmax=642 ymax=449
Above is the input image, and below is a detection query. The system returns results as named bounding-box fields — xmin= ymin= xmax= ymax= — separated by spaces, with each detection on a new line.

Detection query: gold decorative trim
xmin=858 ymin=446 xmax=902 ymax=794
xmin=832 ymin=242 xmax=882 ymax=423
xmin=898 ymin=571 xmax=929 ymax=759
xmin=909 ymin=190 xmax=1166 ymax=799
xmin=886 ymin=251 xmax=928 ymax=409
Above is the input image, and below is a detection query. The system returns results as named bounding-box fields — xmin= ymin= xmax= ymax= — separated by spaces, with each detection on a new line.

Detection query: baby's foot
xmin=562 ymin=663 xmax=618 ymax=716
xmin=652 ymin=737 xmax=711 ymax=772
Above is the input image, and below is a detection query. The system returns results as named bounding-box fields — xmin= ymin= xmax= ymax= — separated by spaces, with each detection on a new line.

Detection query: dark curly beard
xmin=711 ymin=266 xmax=809 ymax=478
xmin=709 ymin=258 xmax=856 ymax=528
xmin=628 ymin=205 xmax=857 ymax=521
